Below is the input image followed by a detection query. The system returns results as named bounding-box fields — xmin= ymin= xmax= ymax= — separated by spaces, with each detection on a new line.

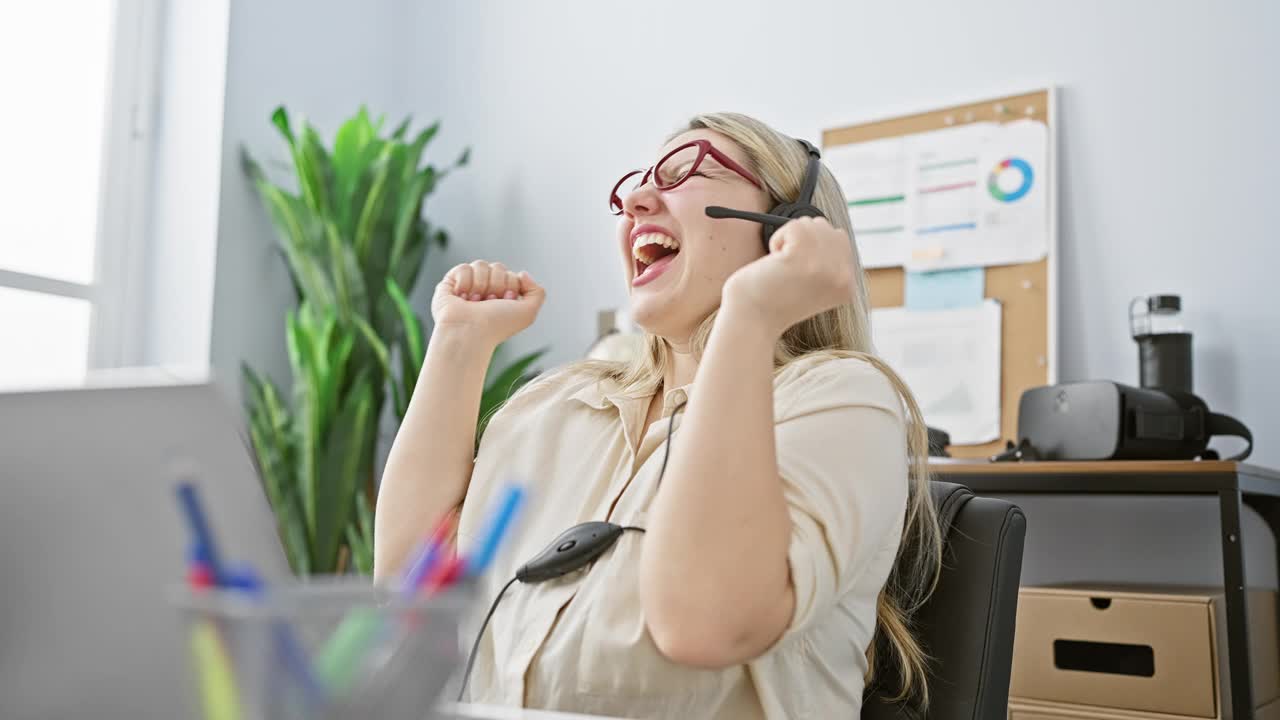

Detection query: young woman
xmin=375 ymin=112 xmax=942 ymax=719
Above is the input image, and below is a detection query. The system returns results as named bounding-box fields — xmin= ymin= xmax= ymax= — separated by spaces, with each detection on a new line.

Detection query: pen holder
xmin=171 ymin=577 xmax=474 ymax=720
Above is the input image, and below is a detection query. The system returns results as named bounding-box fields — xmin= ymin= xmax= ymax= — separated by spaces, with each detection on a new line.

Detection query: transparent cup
xmin=171 ymin=577 xmax=474 ymax=720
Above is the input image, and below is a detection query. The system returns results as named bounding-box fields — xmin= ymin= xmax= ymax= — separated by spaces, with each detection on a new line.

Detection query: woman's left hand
xmin=721 ymin=216 xmax=857 ymax=338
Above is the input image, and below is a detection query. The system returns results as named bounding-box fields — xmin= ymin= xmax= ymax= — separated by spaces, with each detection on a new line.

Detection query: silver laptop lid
xmin=0 ymin=372 xmax=291 ymax=718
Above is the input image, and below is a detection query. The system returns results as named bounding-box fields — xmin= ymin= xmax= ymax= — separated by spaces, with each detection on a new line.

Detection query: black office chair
xmin=863 ymin=481 xmax=1027 ymax=719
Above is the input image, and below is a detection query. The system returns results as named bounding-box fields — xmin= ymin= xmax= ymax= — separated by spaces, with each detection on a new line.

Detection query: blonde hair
xmin=570 ymin=112 xmax=944 ymax=709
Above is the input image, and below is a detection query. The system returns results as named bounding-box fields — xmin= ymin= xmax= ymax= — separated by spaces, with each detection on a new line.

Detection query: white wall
xmin=397 ymin=0 xmax=1280 ymax=587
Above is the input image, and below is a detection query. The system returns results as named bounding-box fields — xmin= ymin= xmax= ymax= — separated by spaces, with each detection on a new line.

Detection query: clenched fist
xmin=431 ymin=260 xmax=546 ymax=347
xmin=721 ymin=217 xmax=857 ymax=338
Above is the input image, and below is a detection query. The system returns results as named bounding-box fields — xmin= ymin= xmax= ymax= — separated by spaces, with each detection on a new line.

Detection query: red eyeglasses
xmin=609 ymin=139 xmax=764 ymax=215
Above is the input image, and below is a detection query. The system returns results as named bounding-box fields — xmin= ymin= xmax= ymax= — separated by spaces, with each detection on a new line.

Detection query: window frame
xmin=89 ymin=0 xmax=165 ymax=370
xmin=0 ymin=0 xmax=164 ymax=375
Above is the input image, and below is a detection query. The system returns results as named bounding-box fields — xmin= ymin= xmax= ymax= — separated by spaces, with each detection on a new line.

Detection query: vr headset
xmin=1011 ymin=381 xmax=1253 ymax=462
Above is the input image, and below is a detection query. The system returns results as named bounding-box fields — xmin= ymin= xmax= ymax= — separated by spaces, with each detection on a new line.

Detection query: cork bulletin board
xmin=822 ymin=89 xmax=1058 ymax=458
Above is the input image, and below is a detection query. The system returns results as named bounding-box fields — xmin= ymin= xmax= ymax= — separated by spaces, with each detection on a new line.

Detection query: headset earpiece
xmin=761 ymin=139 xmax=827 ymax=251
xmin=759 ymin=202 xmax=825 ymax=248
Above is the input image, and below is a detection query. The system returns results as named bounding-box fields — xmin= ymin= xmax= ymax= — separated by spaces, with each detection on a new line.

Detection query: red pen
xmin=403 ymin=508 xmax=459 ymax=593
xmin=420 ymin=554 xmax=465 ymax=595
xmin=188 ymin=562 xmax=216 ymax=590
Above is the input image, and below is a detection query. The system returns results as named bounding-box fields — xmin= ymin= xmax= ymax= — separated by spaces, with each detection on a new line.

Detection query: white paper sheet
xmin=975 ymin=119 xmax=1049 ymax=269
xmin=902 ymin=123 xmax=995 ymax=270
xmin=871 ymin=299 xmax=1002 ymax=445
xmin=824 ymin=137 xmax=907 ymax=269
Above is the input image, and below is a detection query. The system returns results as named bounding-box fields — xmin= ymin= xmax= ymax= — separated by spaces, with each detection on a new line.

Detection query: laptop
xmin=0 ymin=370 xmax=292 ymax=718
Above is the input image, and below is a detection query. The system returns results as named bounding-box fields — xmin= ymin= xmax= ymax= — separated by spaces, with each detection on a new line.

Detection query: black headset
xmin=705 ymin=138 xmax=827 ymax=252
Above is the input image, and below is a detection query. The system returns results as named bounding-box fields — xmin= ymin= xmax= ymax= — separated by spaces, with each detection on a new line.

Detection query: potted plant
xmin=240 ymin=106 xmax=544 ymax=576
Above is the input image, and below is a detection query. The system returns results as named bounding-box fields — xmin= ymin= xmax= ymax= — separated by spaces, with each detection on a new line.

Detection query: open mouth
xmin=632 ymin=233 xmax=680 ymax=281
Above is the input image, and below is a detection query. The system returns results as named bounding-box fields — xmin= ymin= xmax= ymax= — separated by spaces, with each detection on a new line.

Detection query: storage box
xmin=1009 ymin=696 xmax=1280 ymax=720
xmin=1010 ymin=586 xmax=1279 ymax=718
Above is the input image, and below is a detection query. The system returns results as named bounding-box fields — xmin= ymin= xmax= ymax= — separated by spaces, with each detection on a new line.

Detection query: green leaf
xmin=403 ymin=121 xmax=441 ymax=180
xmin=386 ymin=278 xmax=424 ymax=418
xmin=481 ymin=348 xmax=546 ymax=408
xmin=305 ymin=310 xmax=341 ymax=426
xmin=241 ymin=146 xmax=267 ymax=185
xmin=344 ymin=491 xmax=376 ymax=576
xmin=271 ymin=106 xmax=295 ymax=146
xmin=478 ymin=348 xmax=547 ymax=441
xmin=254 ymin=182 xmax=307 ymax=250
xmin=295 ymin=123 xmax=333 ymax=216
xmin=331 ymin=108 xmax=376 ymax=215
xmin=254 ymin=183 xmax=335 ymax=307
xmin=352 ymin=314 xmax=393 ymax=382
xmin=360 ymin=229 xmax=397 ymax=339
xmin=354 ymin=143 xmax=397 ymax=264
xmin=243 ymin=367 xmax=287 ymax=506
xmin=312 ymin=370 xmax=376 ymax=570
xmin=345 ymin=525 xmax=369 ymax=577
xmin=391 ymin=167 xmax=434 ymax=270
xmin=336 ymin=140 xmax=387 ymax=246
xmin=356 ymin=485 xmax=374 ymax=539
xmin=284 ymin=309 xmax=304 ymax=383
xmin=386 ymin=278 xmax=423 ymax=373
xmin=456 ymin=147 xmax=471 ymax=166
xmin=286 ymin=306 xmax=329 ymax=549
xmin=242 ymin=364 xmax=309 ymax=575
xmin=324 ymin=219 xmax=368 ymax=320
xmin=301 ymin=305 xmax=339 ymax=436
xmin=322 ymin=331 xmax=356 ymax=424
xmin=352 ymin=312 xmax=401 ymax=416
xmin=332 ymin=109 xmax=371 ymax=168
xmin=391 ymin=227 xmax=430 ymax=299
xmin=389 ymin=115 xmax=411 ymax=140
xmin=310 ymin=309 xmax=335 ymax=385
xmin=343 ymin=142 xmax=396 ymax=297
xmin=280 ymin=496 xmax=311 ymax=576
xmin=262 ymin=461 xmax=310 ymax=577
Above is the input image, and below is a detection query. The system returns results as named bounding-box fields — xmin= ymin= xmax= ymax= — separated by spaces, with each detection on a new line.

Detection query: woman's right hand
xmin=431 ymin=261 xmax=546 ymax=347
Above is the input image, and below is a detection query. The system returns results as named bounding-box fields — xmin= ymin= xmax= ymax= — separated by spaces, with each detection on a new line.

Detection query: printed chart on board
xmin=871 ymin=300 xmax=1003 ymax=445
xmin=826 ymin=119 xmax=1048 ymax=272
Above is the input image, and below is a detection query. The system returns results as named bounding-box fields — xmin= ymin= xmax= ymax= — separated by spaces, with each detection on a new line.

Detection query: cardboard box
xmin=1010 ymin=586 xmax=1279 ymax=718
xmin=1009 ymin=696 xmax=1280 ymax=720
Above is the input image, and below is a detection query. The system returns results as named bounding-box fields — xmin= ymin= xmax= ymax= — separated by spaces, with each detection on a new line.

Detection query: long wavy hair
xmin=565 ymin=112 xmax=944 ymax=709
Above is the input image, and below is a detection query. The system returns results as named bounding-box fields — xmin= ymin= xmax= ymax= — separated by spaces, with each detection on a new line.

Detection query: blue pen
xmin=401 ymin=538 xmax=443 ymax=594
xmin=187 ymin=542 xmax=211 ymax=573
xmin=177 ymin=482 xmax=227 ymax=583
xmin=224 ymin=566 xmax=327 ymax=710
xmin=463 ymin=483 xmax=527 ymax=578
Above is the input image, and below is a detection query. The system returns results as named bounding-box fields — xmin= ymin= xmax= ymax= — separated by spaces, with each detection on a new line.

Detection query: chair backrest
xmin=862 ymin=481 xmax=1027 ymax=719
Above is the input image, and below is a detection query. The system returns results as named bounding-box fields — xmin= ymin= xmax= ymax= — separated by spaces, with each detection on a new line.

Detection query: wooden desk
xmin=930 ymin=460 xmax=1280 ymax=720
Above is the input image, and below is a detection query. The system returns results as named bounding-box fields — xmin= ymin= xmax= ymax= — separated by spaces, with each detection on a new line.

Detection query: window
xmin=0 ymin=1 xmax=159 ymax=388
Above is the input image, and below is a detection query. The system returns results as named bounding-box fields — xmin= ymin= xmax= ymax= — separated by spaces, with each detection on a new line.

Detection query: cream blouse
xmin=454 ymin=355 xmax=909 ymax=719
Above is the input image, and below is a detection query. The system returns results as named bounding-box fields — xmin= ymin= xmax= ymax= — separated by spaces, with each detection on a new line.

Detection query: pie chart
xmin=988 ymin=157 xmax=1033 ymax=202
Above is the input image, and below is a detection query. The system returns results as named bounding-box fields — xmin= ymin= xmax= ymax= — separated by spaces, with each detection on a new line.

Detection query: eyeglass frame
xmin=609 ymin=139 xmax=766 ymax=215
